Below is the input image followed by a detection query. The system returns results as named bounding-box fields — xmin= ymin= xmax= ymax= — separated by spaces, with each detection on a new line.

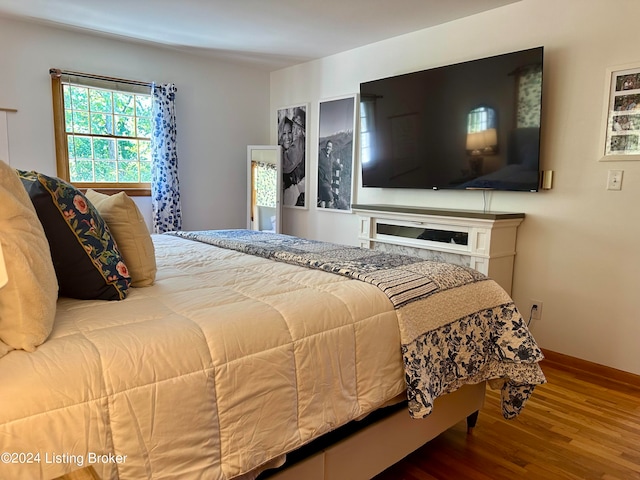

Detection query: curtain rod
xmin=49 ymin=68 xmax=152 ymax=88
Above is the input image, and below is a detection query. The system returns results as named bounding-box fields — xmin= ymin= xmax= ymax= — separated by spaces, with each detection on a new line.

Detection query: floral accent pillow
xmin=17 ymin=171 xmax=130 ymax=301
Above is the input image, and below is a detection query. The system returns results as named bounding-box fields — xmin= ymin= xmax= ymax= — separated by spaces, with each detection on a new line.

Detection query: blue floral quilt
xmin=167 ymin=229 xmax=546 ymax=419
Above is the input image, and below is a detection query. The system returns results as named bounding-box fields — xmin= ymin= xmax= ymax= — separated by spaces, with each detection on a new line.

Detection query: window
xmin=360 ymin=99 xmax=375 ymax=164
xmin=467 ymin=106 xmax=496 ymax=134
xmin=51 ymin=71 xmax=152 ymax=194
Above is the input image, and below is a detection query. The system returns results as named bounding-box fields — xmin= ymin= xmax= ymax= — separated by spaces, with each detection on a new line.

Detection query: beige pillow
xmin=0 ymin=160 xmax=58 ymax=357
xmin=85 ymin=190 xmax=156 ymax=287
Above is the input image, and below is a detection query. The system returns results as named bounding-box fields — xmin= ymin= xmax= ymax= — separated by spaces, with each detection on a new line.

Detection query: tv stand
xmin=351 ymin=204 xmax=524 ymax=294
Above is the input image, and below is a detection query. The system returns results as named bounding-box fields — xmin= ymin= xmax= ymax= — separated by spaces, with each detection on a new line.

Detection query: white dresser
xmin=352 ymin=204 xmax=524 ymax=294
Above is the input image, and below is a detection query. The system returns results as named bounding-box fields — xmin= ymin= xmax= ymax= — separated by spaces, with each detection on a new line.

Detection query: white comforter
xmin=0 ymin=235 xmax=406 ymax=479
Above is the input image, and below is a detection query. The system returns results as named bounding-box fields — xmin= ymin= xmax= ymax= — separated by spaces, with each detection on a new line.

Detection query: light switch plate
xmin=607 ymin=170 xmax=623 ymax=190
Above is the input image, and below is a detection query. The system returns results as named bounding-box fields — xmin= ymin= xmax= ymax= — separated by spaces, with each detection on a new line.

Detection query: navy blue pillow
xmin=17 ymin=171 xmax=130 ymax=301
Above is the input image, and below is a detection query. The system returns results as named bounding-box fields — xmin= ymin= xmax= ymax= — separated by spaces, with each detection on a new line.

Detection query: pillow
xmin=17 ymin=170 xmax=130 ymax=301
xmin=0 ymin=160 xmax=58 ymax=357
xmin=85 ymin=189 xmax=156 ymax=287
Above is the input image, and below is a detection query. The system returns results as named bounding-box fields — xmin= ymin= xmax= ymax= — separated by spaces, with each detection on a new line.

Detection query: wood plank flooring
xmin=373 ymin=358 xmax=640 ymax=480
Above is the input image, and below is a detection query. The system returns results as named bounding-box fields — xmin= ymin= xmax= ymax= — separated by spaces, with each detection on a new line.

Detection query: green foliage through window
xmin=63 ymin=84 xmax=152 ymax=183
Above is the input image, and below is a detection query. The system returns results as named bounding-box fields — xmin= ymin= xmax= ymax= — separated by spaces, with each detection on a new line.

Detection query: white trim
xmin=0 ymin=110 xmax=10 ymax=165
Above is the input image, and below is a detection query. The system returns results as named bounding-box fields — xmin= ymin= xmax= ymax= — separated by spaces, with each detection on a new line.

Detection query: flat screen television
xmin=360 ymin=46 xmax=544 ymax=192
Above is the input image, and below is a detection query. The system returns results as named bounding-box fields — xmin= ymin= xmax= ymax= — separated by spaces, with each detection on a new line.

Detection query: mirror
xmin=247 ymin=145 xmax=281 ymax=233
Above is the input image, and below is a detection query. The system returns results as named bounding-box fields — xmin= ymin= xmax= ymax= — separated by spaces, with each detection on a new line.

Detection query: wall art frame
xmin=599 ymin=63 xmax=640 ymax=161
xmin=316 ymin=94 xmax=357 ymax=213
xmin=277 ymin=103 xmax=309 ymax=208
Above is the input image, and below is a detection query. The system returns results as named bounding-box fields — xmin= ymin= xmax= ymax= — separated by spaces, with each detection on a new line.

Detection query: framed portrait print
xmin=277 ymin=103 xmax=308 ymax=208
xmin=317 ymin=95 xmax=357 ymax=212
xmin=600 ymin=63 xmax=640 ymax=161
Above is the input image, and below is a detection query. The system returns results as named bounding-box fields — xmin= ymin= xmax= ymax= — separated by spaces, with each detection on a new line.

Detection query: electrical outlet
xmin=530 ymin=300 xmax=543 ymax=321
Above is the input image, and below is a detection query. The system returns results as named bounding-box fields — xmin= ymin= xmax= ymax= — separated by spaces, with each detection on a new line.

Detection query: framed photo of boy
xmin=317 ymin=95 xmax=357 ymax=212
xmin=600 ymin=63 xmax=640 ymax=161
xmin=277 ymin=103 xmax=308 ymax=208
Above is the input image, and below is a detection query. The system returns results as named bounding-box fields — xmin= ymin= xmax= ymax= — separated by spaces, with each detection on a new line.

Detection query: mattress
xmin=1 ymin=231 xmax=546 ymax=480
xmin=169 ymin=230 xmax=545 ymax=420
xmin=0 ymin=234 xmax=406 ymax=480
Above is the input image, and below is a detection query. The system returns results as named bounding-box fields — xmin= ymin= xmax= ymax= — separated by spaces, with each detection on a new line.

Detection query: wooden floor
xmin=374 ymin=358 xmax=640 ymax=480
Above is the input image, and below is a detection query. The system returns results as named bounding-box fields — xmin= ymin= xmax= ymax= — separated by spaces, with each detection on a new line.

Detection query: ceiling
xmin=0 ymin=0 xmax=519 ymax=70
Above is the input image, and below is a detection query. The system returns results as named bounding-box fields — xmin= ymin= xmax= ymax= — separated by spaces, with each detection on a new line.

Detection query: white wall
xmin=0 ymin=16 xmax=271 ymax=231
xmin=271 ymin=0 xmax=640 ymax=375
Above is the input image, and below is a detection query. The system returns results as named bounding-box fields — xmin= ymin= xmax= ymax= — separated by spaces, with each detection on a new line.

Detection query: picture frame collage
xmin=600 ymin=63 xmax=640 ymax=161
xmin=277 ymin=95 xmax=357 ymax=212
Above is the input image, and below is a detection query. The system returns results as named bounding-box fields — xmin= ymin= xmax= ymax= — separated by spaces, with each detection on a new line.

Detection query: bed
xmin=0 ymin=162 xmax=545 ymax=480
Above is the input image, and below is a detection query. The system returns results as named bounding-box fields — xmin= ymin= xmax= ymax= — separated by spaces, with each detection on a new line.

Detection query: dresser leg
xmin=466 ymin=410 xmax=479 ymax=433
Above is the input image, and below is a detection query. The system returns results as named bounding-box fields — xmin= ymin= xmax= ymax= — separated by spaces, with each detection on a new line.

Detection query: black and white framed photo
xmin=600 ymin=63 xmax=640 ymax=161
xmin=277 ymin=103 xmax=308 ymax=208
xmin=317 ymin=95 xmax=357 ymax=212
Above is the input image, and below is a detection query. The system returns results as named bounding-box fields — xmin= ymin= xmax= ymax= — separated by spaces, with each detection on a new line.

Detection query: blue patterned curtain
xmin=151 ymin=83 xmax=182 ymax=233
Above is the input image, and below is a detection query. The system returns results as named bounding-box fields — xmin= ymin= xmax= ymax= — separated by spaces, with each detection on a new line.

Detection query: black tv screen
xmin=360 ymin=47 xmax=544 ymax=192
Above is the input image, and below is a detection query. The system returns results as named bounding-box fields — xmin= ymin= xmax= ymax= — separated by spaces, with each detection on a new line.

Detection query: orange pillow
xmin=86 ymin=189 xmax=156 ymax=287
